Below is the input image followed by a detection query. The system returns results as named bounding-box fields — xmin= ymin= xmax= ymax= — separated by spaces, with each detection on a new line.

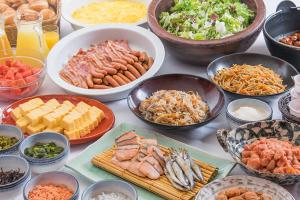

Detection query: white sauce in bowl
xmin=233 ymin=106 xmax=269 ymax=121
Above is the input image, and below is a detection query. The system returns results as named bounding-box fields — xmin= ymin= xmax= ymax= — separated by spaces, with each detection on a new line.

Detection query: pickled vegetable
xmin=24 ymin=142 xmax=64 ymax=159
xmin=0 ymin=135 xmax=18 ymax=151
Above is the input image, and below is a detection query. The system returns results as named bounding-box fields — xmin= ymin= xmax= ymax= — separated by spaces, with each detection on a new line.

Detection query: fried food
xmin=241 ymin=138 xmax=300 ymax=174
xmin=139 ymin=90 xmax=209 ymax=126
xmin=212 ymin=64 xmax=286 ymax=96
xmin=216 ymin=187 xmax=272 ymax=200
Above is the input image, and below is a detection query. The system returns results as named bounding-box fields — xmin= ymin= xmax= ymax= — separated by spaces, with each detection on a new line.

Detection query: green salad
xmin=159 ymin=0 xmax=255 ymax=40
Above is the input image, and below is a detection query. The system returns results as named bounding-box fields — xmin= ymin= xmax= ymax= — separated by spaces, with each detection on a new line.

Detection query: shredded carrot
xmin=212 ymin=64 xmax=286 ymax=96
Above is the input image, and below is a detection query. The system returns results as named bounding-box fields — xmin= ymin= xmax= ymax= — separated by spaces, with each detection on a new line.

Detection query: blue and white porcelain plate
xmin=196 ymin=175 xmax=295 ymax=200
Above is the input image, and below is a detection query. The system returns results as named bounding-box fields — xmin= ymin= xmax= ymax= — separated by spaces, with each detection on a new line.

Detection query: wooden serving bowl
xmin=127 ymin=74 xmax=225 ymax=130
xmin=148 ymin=0 xmax=266 ymax=65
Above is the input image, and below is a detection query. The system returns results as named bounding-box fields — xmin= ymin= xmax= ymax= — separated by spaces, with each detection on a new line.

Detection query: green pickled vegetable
xmin=0 ymin=136 xmax=19 ymax=151
xmin=24 ymin=142 xmax=64 ymax=159
xmin=159 ymin=0 xmax=255 ymax=40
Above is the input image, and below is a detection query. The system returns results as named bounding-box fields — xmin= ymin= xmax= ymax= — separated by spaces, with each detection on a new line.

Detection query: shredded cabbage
xmin=159 ymin=0 xmax=255 ymax=40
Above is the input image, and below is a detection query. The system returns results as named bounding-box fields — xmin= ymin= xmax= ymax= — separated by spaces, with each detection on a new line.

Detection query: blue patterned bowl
xmin=217 ymin=120 xmax=300 ymax=185
xmin=19 ymin=132 xmax=70 ymax=174
xmin=196 ymin=175 xmax=295 ymax=200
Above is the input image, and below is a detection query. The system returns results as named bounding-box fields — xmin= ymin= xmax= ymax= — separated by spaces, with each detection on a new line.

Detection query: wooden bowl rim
xmin=148 ymin=0 xmax=266 ymax=46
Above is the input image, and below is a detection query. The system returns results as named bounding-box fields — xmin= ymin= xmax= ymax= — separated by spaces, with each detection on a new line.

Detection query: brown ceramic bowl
xmin=148 ymin=0 xmax=266 ymax=65
xmin=127 ymin=74 xmax=225 ymax=130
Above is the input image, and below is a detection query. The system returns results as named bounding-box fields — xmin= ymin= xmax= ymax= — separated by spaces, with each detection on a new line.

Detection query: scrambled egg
xmin=72 ymin=0 xmax=147 ymax=24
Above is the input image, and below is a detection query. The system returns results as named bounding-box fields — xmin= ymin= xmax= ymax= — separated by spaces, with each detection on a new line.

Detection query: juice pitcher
xmin=15 ymin=10 xmax=49 ymax=60
xmin=0 ymin=15 xmax=13 ymax=58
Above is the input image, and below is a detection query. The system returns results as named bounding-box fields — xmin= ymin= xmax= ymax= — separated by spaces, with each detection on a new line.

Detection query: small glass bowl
xmin=0 ymin=53 xmax=46 ymax=102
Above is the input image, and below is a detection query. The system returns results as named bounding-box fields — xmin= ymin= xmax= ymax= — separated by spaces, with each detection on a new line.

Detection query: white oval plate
xmin=47 ymin=24 xmax=165 ymax=102
xmin=62 ymin=0 xmax=151 ymax=30
xmin=196 ymin=175 xmax=295 ymax=200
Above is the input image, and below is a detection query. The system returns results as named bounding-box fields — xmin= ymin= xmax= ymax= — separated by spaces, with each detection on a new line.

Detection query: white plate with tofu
xmin=1 ymin=94 xmax=115 ymax=145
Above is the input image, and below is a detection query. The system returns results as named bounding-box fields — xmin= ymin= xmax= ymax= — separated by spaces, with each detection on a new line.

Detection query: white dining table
xmin=1 ymin=0 xmax=300 ymax=199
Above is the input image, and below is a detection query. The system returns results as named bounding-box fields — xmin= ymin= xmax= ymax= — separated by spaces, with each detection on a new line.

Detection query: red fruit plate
xmin=1 ymin=94 xmax=115 ymax=145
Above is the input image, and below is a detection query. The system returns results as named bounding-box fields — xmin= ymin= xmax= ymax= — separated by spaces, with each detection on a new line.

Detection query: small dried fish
xmin=172 ymin=160 xmax=189 ymax=186
xmin=190 ymin=157 xmax=204 ymax=182
xmin=165 ymin=157 xmax=182 ymax=185
xmin=164 ymin=169 xmax=189 ymax=191
xmin=174 ymin=150 xmax=194 ymax=188
xmin=164 ymin=148 xmax=204 ymax=191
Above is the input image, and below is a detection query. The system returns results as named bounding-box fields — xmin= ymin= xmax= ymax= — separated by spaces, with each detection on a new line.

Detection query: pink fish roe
xmin=28 ymin=184 xmax=73 ymax=200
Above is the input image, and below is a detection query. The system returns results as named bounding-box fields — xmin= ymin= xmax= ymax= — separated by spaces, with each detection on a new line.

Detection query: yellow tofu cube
xmin=43 ymin=114 xmax=56 ymax=128
xmin=27 ymin=123 xmax=46 ymax=135
xmin=11 ymin=107 xmax=23 ymax=121
xmin=64 ymin=129 xmax=80 ymax=140
xmin=44 ymin=126 xmax=64 ymax=133
xmin=19 ymin=98 xmax=44 ymax=115
xmin=16 ymin=117 xmax=30 ymax=132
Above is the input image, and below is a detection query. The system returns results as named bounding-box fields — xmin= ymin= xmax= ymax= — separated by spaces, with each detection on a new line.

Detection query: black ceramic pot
xmin=263 ymin=0 xmax=300 ymax=70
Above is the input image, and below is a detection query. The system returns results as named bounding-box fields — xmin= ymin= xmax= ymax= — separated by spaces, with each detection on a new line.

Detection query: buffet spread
xmin=0 ymin=0 xmax=300 ymax=200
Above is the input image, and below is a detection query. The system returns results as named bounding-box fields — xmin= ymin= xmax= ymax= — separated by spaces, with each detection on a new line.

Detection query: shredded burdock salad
xmin=159 ymin=0 xmax=255 ymax=40
xmin=139 ymin=90 xmax=209 ymax=126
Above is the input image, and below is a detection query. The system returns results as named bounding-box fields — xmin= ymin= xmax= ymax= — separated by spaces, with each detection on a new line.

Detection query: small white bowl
xmin=226 ymin=98 xmax=272 ymax=129
xmin=62 ymin=0 xmax=151 ymax=30
xmin=288 ymin=99 xmax=300 ymax=118
xmin=23 ymin=171 xmax=79 ymax=200
xmin=0 ymin=155 xmax=31 ymax=198
xmin=82 ymin=180 xmax=137 ymax=200
xmin=47 ymin=24 xmax=165 ymax=102
xmin=291 ymin=87 xmax=300 ymax=100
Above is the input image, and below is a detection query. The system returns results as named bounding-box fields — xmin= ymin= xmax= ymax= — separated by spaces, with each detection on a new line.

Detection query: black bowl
xmin=207 ymin=53 xmax=299 ymax=101
xmin=263 ymin=0 xmax=300 ymax=70
xmin=127 ymin=74 xmax=225 ymax=130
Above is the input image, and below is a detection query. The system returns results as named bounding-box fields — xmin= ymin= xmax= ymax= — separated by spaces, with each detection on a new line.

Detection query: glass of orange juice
xmin=43 ymin=25 xmax=60 ymax=50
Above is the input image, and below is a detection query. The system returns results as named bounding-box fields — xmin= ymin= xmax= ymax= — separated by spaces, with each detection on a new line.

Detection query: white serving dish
xmin=196 ymin=175 xmax=295 ymax=200
xmin=62 ymin=0 xmax=151 ymax=30
xmin=47 ymin=25 xmax=165 ymax=102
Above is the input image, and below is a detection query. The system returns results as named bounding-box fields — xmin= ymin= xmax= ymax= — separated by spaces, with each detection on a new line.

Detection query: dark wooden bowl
xmin=207 ymin=53 xmax=299 ymax=101
xmin=127 ymin=74 xmax=225 ymax=130
xmin=263 ymin=1 xmax=300 ymax=71
xmin=148 ymin=0 xmax=266 ymax=65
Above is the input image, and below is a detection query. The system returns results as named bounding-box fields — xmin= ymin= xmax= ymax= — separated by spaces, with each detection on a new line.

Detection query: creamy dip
xmin=233 ymin=106 xmax=268 ymax=121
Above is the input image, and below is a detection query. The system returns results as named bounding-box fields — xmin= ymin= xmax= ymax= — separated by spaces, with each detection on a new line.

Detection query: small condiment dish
xmin=0 ymin=155 xmax=31 ymax=198
xmin=226 ymin=98 xmax=272 ymax=128
xmin=82 ymin=180 xmax=137 ymax=200
xmin=0 ymin=124 xmax=23 ymax=155
xmin=23 ymin=171 xmax=79 ymax=200
xmin=293 ymin=75 xmax=300 ymax=91
xmin=290 ymin=88 xmax=300 ymax=100
xmin=288 ymin=99 xmax=300 ymax=118
xmin=19 ymin=132 xmax=70 ymax=174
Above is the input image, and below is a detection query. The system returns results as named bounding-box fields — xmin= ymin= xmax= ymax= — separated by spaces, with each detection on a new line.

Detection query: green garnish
xmin=24 ymin=142 xmax=64 ymax=159
xmin=159 ymin=0 xmax=255 ymax=40
xmin=0 ymin=136 xmax=18 ymax=151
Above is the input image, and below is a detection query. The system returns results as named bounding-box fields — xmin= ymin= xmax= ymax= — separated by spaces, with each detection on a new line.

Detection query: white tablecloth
xmin=1 ymin=0 xmax=300 ymax=199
